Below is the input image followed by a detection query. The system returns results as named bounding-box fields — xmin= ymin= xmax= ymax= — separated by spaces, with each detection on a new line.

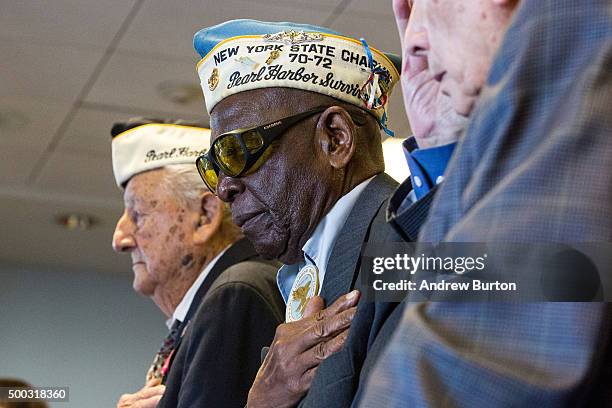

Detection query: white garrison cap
xmin=111 ymin=122 xmax=210 ymax=188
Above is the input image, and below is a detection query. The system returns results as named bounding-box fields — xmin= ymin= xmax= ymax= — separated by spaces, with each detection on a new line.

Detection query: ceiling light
xmin=157 ymin=80 xmax=203 ymax=105
xmin=56 ymin=214 xmax=97 ymax=231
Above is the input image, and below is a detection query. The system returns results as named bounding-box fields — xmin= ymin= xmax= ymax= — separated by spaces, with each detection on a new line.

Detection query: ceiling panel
xmin=56 ymin=107 xmax=121 ymax=157
xmin=84 ymin=50 xmax=207 ymax=118
xmin=329 ymin=11 xmax=401 ymax=57
xmin=57 ymin=105 xmax=207 ymax=158
xmin=0 ymin=0 xmax=137 ymax=49
xmin=340 ymin=0 xmax=396 ymax=19
xmin=117 ymin=0 xmax=339 ymax=60
xmin=33 ymin=150 xmax=122 ymax=201
xmin=0 ymin=195 xmax=129 ymax=274
xmin=0 ymin=95 xmax=71 ymax=150
xmin=243 ymin=0 xmax=343 ymax=8
xmin=0 ymin=146 xmax=43 ymax=187
xmin=0 ymin=38 xmax=103 ymax=103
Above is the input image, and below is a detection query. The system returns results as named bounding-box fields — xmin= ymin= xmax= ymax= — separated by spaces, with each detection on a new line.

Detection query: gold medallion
xmin=286 ymin=264 xmax=319 ymax=322
xmin=208 ymin=68 xmax=219 ymax=91
xmin=266 ymin=49 xmax=281 ymax=65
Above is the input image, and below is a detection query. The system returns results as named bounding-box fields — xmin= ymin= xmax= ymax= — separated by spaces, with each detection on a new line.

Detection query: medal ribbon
xmin=360 ymin=38 xmax=394 ymax=137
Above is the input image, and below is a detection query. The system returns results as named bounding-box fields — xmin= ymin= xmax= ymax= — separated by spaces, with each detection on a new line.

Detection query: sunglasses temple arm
xmin=261 ymin=107 xmax=328 ymax=143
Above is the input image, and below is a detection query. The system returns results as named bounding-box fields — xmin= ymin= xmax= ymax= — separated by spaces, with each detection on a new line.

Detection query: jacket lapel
xmin=387 ymin=183 xmax=439 ymax=242
xmin=319 ymin=173 xmax=397 ymax=305
xmin=163 ymin=237 xmax=259 ymax=382
xmin=173 ymin=237 xmax=257 ymax=355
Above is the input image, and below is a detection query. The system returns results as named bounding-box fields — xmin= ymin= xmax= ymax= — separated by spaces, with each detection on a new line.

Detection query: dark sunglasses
xmin=196 ymin=106 xmax=331 ymax=194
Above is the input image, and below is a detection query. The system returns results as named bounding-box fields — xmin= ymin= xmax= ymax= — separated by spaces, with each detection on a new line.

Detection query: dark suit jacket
xmin=298 ymin=174 xmax=440 ymax=408
xmin=158 ymin=238 xmax=284 ymax=408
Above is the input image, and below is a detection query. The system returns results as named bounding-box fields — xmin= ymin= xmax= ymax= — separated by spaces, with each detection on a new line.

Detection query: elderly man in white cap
xmin=111 ymin=118 xmax=284 ymax=408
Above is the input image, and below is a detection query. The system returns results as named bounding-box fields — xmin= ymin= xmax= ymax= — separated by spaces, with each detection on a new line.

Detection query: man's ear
xmin=315 ymin=106 xmax=357 ymax=169
xmin=193 ymin=192 xmax=223 ymax=245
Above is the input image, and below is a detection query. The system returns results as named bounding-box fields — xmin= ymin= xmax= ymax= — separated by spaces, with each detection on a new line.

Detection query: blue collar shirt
xmin=399 ymin=136 xmax=457 ymax=211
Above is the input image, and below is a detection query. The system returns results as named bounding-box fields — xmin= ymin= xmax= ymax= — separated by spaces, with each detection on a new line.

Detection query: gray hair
xmin=160 ymin=164 xmax=233 ymax=224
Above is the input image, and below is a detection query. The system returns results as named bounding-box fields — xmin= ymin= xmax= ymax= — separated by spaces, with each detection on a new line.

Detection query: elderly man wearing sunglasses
xmin=193 ymin=20 xmax=403 ymax=408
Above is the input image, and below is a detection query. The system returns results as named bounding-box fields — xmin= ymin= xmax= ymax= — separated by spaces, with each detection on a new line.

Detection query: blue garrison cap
xmin=193 ymin=19 xmax=401 ymax=133
xmin=195 ymin=19 xmax=343 ymax=58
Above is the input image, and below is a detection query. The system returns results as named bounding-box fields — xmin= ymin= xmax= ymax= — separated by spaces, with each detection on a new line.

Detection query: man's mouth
xmin=234 ymin=210 xmax=266 ymax=229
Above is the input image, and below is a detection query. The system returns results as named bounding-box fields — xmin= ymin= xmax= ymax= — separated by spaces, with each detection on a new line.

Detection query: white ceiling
xmin=0 ymin=0 xmax=409 ymax=274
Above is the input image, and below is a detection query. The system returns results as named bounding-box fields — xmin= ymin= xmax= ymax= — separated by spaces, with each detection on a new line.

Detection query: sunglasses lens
xmin=242 ymin=130 xmax=264 ymax=154
xmin=214 ymin=134 xmax=246 ymax=176
xmin=196 ymin=156 xmax=219 ymax=193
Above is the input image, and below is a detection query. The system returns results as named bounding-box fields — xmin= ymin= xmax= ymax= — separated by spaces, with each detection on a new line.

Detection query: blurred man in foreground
xmin=111 ymin=119 xmax=284 ymax=407
xmin=359 ymin=0 xmax=612 ymax=406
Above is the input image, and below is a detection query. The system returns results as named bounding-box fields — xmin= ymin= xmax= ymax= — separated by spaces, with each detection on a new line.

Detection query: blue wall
xmin=0 ymin=264 xmax=167 ymax=408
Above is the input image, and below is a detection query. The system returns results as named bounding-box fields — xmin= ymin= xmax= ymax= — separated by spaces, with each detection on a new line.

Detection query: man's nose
xmin=217 ymin=174 xmax=245 ymax=203
xmin=406 ymin=30 xmax=429 ymax=58
xmin=405 ymin=0 xmax=430 ymax=58
xmin=112 ymin=213 xmax=136 ymax=253
xmin=403 ymin=24 xmax=430 ymax=77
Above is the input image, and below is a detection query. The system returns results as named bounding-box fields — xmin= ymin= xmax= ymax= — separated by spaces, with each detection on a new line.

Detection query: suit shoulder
xmin=210 ymin=259 xmax=278 ymax=289
xmin=205 ymin=260 xmax=283 ymax=311
xmin=186 ymin=259 xmax=284 ymax=335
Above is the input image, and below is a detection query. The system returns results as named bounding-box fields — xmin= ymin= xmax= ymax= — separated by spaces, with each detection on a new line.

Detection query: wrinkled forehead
xmin=209 ymin=87 xmax=314 ymax=140
xmin=123 ymin=169 xmax=167 ymax=205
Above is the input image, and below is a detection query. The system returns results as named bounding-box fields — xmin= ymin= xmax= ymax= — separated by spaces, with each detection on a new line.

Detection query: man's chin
xmin=132 ymin=276 xmax=155 ymax=297
xmin=240 ymin=212 xmax=296 ymax=262
xmin=245 ymin=229 xmax=301 ymax=264
xmin=249 ymin=234 xmax=289 ymax=262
